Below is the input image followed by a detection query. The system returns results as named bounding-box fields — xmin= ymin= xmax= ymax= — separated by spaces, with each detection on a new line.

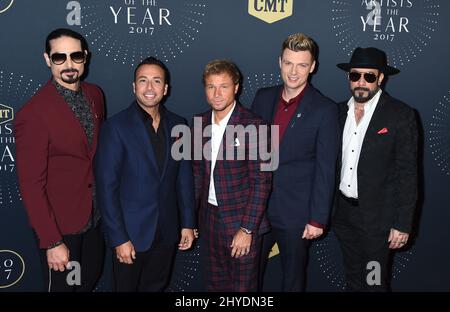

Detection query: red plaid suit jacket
xmin=192 ymin=103 xmax=272 ymax=236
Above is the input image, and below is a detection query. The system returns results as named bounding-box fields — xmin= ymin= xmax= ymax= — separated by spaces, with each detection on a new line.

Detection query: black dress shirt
xmin=136 ymin=102 xmax=166 ymax=176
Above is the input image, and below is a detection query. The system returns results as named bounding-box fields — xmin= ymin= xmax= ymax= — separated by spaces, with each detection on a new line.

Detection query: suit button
xmin=88 ymin=184 xmax=92 ymax=188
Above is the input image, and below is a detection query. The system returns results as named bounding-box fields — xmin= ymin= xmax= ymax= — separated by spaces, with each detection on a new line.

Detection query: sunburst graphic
xmin=331 ymin=0 xmax=440 ymax=68
xmin=240 ymin=73 xmax=281 ymax=107
xmin=167 ymin=243 xmax=201 ymax=291
xmin=429 ymin=91 xmax=450 ymax=176
xmin=78 ymin=0 xmax=208 ymax=66
xmin=0 ymin=71 xmax=41 ymax=109
xmin=314 ymin=231 xmax=415 ymax=290
xmin=391 ymin=249 xmax=415 ymax=280
xmin=312 ymin=234 xmax=347 ymax=290
xmin=0 ymin=174 xmax=23 ymax=209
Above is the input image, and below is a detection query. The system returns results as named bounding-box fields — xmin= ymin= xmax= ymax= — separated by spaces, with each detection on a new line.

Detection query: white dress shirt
xmin=208 ymin=102 xmax=236 ymax=206
xmin=339 ymin=89 xmax=382 ymax=199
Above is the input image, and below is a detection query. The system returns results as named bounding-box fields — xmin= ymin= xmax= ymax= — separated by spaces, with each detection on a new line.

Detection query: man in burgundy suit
xmin=14 ymin=28 xmax=105 ymax=291
xmin=192 ymin=60 xmax=272 ymax=291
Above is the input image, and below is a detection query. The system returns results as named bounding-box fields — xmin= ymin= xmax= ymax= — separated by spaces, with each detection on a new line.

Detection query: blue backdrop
xmin=1 ymin=0 xmax=449 ymax=291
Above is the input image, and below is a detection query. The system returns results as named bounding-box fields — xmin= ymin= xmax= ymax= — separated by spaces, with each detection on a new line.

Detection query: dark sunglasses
xmin=349 ymin=72 xmax=378 ymax=83
xmin=50 ymin=51 xmax=86 ymax=65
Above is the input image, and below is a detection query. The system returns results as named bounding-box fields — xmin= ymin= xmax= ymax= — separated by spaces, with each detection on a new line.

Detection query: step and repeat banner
xmin=1 ymin=0 xmax=449 ymax=291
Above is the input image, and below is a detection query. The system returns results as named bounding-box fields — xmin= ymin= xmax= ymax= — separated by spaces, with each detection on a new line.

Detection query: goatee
xmin=352 ymin=87 xmax=379 ymax=103
xmin=60 ymin=68 xmax=79 ymax=84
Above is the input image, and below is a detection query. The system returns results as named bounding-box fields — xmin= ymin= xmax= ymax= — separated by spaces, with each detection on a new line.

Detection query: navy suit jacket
xmin=95 ymin=103 xmax=195 ymax=252
xmin=251 ymin=84 xmax=339 ymax=230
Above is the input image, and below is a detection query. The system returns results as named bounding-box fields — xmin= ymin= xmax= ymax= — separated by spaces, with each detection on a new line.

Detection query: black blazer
xmin=335 ymin=92 xmax=418 ymax=233
xmin=251 ymin=84 xmax=340 ymax=230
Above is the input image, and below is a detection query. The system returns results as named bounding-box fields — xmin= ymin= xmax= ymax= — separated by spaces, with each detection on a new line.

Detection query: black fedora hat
xmin=337 ymin=47 xmax=400 ymax=75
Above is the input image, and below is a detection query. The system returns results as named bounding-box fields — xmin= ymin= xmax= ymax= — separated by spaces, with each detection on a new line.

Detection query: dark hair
xmin=134 ymin=56 xmax=170 ymax=84
xmin=45 ymin=28 xmax=88 ymax=55
xmin=202 ymin=59 xmax=241 ymax=85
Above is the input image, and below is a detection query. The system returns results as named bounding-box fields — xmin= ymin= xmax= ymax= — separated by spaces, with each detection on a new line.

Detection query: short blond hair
xmin=202 ymin=59 xmax=241 ymax=85
xmin=281 ymin=33 xmax=317 ymax=61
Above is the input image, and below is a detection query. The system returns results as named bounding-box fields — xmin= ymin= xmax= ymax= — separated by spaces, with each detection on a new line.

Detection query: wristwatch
xmin=240 ymin=227 xmax=253 ymax=235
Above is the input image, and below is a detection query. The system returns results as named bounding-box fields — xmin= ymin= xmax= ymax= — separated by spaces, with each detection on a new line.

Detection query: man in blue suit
xmin=251 ymin=33 xmax=339 ymax=291
xmin=95 ymin=57 xmax=196 ymax=291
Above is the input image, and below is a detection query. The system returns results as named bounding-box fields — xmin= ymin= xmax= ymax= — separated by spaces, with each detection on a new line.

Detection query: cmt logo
xmin=248 ymin=0 xmax=293 ymax=24
xmin=0 ymin=104 xmax=14 ymax=125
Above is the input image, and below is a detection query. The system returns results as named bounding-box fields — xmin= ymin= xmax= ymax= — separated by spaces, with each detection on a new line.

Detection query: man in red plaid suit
xmin=192 ymin=60 xmax=272 ymax=291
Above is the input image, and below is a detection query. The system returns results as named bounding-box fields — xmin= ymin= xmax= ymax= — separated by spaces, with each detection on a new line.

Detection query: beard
xmin=351 ymin=86 xmax=379 ymax=103
xmin=60 ymin=68 xmax=79 ymax=84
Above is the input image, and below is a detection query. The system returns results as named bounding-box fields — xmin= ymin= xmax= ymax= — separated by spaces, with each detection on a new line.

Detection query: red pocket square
xmin=377 ymin=127 xmax=388 ymax=134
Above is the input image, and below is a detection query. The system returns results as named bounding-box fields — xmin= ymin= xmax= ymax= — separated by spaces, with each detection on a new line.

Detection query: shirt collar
xmin=212 ymin=101 xmax=236 ymax=127
xmin=347 ymin=88 xmax=382 ymax=113
xmin=136 ymin=102 xmax=165 ymax=123
xmin=53 ymin=79 xmax=82 ymax=96
xmin=280 ymin=83 xmax=309 ymax=108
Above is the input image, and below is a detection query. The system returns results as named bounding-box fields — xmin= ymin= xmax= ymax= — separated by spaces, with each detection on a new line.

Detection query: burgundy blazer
xmin=14 ymin=80 xmax=104 ymax=248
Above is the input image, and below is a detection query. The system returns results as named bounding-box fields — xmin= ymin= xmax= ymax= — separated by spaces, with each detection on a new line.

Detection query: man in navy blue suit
xmin=251 ymin=33 xmax=339 ymax=291
xmin=95 ymin=57 xmax=196 ymax=291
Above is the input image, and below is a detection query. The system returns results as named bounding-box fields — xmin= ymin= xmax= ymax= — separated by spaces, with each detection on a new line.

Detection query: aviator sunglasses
xmin=50 ymin=51 xmax=86 ymax=65
xmin=348 ymin=71 xmax=378 ymax=83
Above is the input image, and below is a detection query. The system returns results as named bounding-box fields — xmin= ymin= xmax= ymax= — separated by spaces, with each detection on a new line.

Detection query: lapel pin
xmin=297 ymin=113 xmax=302 ymax=118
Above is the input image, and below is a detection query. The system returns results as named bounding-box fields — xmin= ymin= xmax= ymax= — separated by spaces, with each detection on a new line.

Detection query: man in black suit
xmin=251 ymin=33 xmax=339 ymax=291
xmin=333 ymin=47 xmax=418 ymax=291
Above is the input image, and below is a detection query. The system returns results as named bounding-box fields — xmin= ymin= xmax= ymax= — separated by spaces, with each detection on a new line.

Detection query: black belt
xmin=339 ymin=191 xmax=359 ymax=206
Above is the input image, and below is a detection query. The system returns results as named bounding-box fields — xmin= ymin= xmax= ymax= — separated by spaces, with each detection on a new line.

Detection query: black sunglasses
xmin=50 ymin=51 xmax=86 ymax=65
xmin=349 ymin=72 xmax=378 ymax=83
